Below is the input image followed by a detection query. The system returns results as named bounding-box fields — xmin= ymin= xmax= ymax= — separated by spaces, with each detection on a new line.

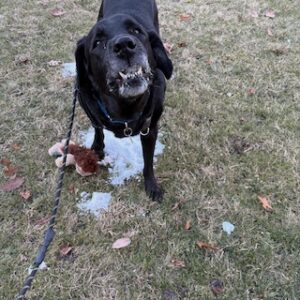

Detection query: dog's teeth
xmin=119 ymin=71 xmax=127 ymax=79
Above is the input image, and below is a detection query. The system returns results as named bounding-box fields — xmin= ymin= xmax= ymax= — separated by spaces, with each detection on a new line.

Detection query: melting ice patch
xmin=77 ymin=192 xmax=112 ymax=217
xmin=28 ymin=261 xmax=49 ymax=275
xmin=62 ymin=62 xmax=76 ymax=77
xmin=222 ymin=221 xmax=235 ymax=235
xmin=81 ymin=127 xmax=165 ymax=185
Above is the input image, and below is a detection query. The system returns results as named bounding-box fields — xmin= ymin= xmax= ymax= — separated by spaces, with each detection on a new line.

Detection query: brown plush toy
xmin=48 ymin=140 xmax=99 ymax=176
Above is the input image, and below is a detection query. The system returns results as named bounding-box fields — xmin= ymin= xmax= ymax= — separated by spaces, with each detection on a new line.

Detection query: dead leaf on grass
xmin=210 ymin=279 xmax=224 ymax=296
xmin=59 ymin=245 xmax=73 ymax=257
xmin=248 ymin=88 xmax=256 ymax=96
xmin=4 ymin=165 xmax=18 ymax=177
xmin=68 ymin=184 xmax=78 ymax=195
xmin=112 ymin=237 xmax=131 ymax=249
xmin=179 ymin=14 xmax=191 ymax=21
xmin=20 ymin=191 xmax=32 ymax=201
xmin=171 ymin=199 xmax=187 ymax=211
xmin=0 ymin=177 xmax=24 ymax=192
xmin=11 ymin=144 xmax=22 ymax=151
xmin=0 ymin=158 xmax=11 ymax=167
xmin=50 ymin=8 xmax=65 ymax=17
xmin=267 ymin=28 xmax=274 ymax=36
xmin=196 ymin=241 xmax=219 ymax=251
xmin=265 ymin=9 xmax=276 ymax=19
xmin=35 ymin=216 xmax=51 ymax=226
xmin=168 ymin=258 xmax=186 ymax=269
xmin=20 ymin=254 xmax=28 ymax=262
xmin=164 ymin=42 xmax=174 ymax=54
xmin=250 ymin=10 xmax=259 ymax=18
xmin=184 ymin=219 xmax=192 ymax=230
xmin=258 ymin=195 xmax=273 ymax=211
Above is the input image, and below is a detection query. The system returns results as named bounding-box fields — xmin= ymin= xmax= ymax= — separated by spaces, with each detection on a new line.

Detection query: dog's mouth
xmin=108 ymin=65 xmax=152 ymax=99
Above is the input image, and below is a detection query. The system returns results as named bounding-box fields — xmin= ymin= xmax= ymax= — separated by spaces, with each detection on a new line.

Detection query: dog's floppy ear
xmin=75 ymin=36 xmax=91 ymax=89
xmin=148 ymin=31 xmax=173 ymax=79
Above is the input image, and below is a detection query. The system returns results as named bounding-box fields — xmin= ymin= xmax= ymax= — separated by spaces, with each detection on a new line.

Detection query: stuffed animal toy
xmin=48 ymin=140 xmax=99 ymax=176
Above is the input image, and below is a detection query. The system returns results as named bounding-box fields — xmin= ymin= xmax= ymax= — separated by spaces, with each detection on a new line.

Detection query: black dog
xmin=75 ymin=0 xmax=173 ymax=201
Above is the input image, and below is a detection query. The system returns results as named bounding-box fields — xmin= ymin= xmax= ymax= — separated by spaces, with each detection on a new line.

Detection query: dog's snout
xmin=113 ymin=36 xmax=136 ymax=56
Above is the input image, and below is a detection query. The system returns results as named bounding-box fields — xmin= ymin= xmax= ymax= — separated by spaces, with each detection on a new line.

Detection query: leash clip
xmin=123 ymin=122 xmax=133 ymax=137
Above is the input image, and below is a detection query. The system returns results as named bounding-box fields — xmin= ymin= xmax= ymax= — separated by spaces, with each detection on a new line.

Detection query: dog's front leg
xmin=141 ymin=125 xmax=163 ymax=202
xmin=92 ymin=127 xmax=105 ymax=160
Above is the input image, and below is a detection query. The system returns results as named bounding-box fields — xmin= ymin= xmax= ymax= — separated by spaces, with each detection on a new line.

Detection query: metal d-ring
xmin=123 ymin=122 xmax=133 ymax=137
xmin=140 ymin=127 xmax=150 ymax=136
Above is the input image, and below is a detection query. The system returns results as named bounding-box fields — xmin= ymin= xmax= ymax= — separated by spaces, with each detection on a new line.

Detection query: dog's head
xmin=75 ymin=14 xmax=172 ymax=100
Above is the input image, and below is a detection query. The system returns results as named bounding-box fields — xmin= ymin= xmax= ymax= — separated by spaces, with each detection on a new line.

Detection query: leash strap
xmin=16 ymin=85 xmax=78 ymax=300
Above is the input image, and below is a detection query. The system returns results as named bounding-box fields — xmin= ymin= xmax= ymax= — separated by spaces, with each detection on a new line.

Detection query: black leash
xmin=16 ymin=85 xmax=78 ymax=300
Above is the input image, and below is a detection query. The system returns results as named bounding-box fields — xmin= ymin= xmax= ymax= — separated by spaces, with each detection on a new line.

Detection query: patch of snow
xmin=77 ymin=192 xmax=112 ymax=217
xmin=80 ymin=127 xmax=164 ymax=185
xmin=28 ymin=261 xmax=49 ymax=275
xmin=62 ymin=62 xmax=76 ymax=77
xmin=222 ymin=221 xmax=235 ymax=235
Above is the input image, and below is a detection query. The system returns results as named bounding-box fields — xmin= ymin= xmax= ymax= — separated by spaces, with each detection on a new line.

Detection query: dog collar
xmin=95 ymin=95 xmax=152 ymax=137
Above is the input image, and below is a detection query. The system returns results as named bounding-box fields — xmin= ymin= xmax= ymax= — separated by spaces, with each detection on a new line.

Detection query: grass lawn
xmin=1 ymin=0 xmax=300 ymax=299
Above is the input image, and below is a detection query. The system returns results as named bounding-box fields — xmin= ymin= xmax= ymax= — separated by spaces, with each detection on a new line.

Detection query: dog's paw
xmin=145 ymin=180 xmax=164 ymax=202
xmin=91 ymin=146 xmax=105 ymax=161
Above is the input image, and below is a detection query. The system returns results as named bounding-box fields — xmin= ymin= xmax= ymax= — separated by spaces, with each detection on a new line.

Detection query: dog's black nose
xmin=113 ymin=36 xmax=136 ymax=57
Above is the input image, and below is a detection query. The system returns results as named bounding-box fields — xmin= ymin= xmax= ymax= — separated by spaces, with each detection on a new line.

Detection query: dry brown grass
xmin=1 ymin=0 xmax=300 ymax=299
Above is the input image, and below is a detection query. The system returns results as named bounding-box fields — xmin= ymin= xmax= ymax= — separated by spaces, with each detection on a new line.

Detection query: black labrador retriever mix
xmin=75 ymin=0 xmax=173 ymax=201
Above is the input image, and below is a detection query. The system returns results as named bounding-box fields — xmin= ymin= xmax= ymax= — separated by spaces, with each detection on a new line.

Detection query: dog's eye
xmin=129 ymin=28 xmax=140 ymax=35
xmin=94 ymin=40 xmax=107 ymax=50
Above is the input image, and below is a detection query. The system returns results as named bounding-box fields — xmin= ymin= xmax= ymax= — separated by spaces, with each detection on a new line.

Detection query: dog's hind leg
xmin=141 ymin=125 xmax=163 ymax=202
xmin=92 ymin=127 xmax=105 ymax=160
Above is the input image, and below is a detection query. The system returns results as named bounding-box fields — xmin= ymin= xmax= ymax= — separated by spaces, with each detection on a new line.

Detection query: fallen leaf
xmin=20 ymin=191 xmax=32 ymax=201
xmin=59 ymin=245 xmax=73 ymax=257
xmin=11 ymin=144 xmax=22 ymax=151
xmin=250 ymin=10 xmax=259 ymax=18
xmin=196 ymin=241 xmax=219 ymax=251
xmin=248 ymin=88 xmax=256 ymax=95
xmin=164 ymin=42 xmax=174 ymax=54
xmin=171 ymin=199 xmax=187 ymax=211
xmin=50 ymin=8 xmax=65 ymax=17
xmin=169 ymin=258 xmax=186 ymax=269
xmin=47 ymin=60 xmax=62 ymax=67
xmin=210 ymin=279 xmax=224 ymax=296
xmin=265 ymin=9 xmax=276 ymax=19
xmin=179 ymin=14 xmax=191 ymax=21
xmin=0 ymin=177 xmax=24 ymax=192
xmin=112 ymin=237 xmax=131 ymax=249
xmin=184 ymin=219 xmax=192 ymax=230
xmin=258 ymin=195 xmax=273 ymax=211
xmin=267 ymin=28 xmax=273 ymax=36
xmin=68 ymin=184 xmax=78 ymax=195
xmin=4 ymin=165 xmax=18 ymax=177
xmin=20 ymin=254 xmax=28 ymax=262
xmin=0 ymin=158 xmax=11 ymax=167
xmin=35 ymin=216 xmax=51 ymax=226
